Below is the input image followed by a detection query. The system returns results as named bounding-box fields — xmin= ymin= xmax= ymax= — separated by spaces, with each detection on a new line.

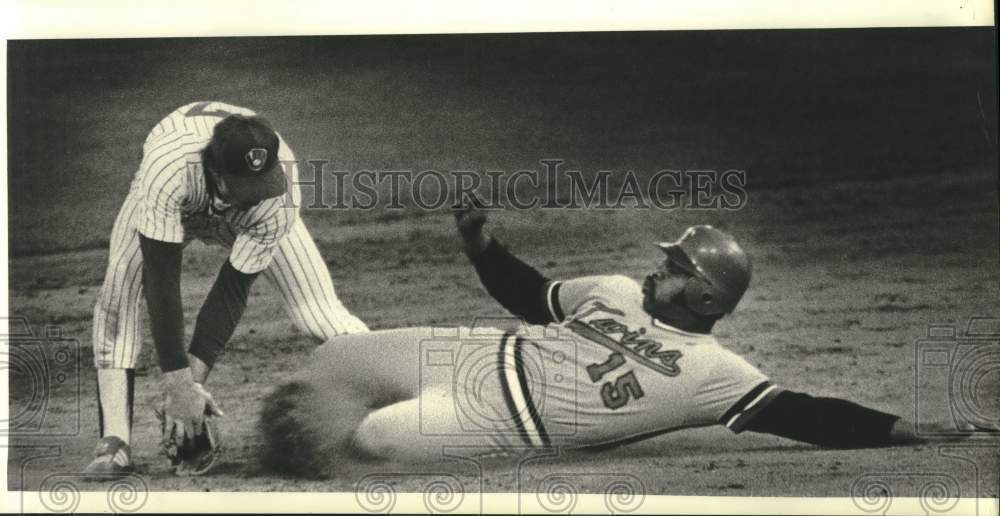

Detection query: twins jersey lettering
xmin=501 ymin=275 xmax=780 ymax=449
xmin=92 ymin=101 xmax=367 ymax=369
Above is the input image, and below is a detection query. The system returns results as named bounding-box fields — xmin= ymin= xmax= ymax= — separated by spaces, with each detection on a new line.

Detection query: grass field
xmin=6 ymin=28 xmax=999 ymax=505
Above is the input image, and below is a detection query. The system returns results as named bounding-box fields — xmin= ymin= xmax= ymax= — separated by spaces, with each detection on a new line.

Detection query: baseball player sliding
xmin=260 ymin=205 xmax=965 ymax=476
xmin=86 ymin=101 xmax=368 ymax=478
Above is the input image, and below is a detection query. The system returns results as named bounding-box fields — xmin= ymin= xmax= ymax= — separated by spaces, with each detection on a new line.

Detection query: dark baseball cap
xmin=208 ymin=114 xmax=287 ymax=206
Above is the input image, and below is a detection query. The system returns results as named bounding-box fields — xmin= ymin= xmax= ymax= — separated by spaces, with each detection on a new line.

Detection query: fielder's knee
xmin=91 ymin=305 xmax=123 ymax=369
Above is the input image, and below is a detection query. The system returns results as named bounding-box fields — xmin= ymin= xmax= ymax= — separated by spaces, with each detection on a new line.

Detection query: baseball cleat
xmin=83 ymin=436 xmax=133 ymax=480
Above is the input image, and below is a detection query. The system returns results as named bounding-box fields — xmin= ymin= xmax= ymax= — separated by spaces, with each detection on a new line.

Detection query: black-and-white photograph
xmin=3 ymin=3 xmax=998 ymax=514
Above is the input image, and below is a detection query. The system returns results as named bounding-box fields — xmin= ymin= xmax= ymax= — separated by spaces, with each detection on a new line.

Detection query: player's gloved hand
xmin=155 ymin=400 xmax=224 ymax=476
xmin=453 ymin=197 xmax=491 ymax=257
xmin=157 ymin=371 xmax=225 ymax=476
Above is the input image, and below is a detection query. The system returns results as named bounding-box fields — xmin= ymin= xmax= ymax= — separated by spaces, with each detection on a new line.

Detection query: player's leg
xmin=88 ymin=195 xmax=145 ymax=474
xmin=262 ymin=218 xmax=369 ymax=340
xmin=350 ymin=330 xmax=531 ymax=463
xmin=259 ymin=327 xmax=517 ymax=473
xmin=259 ymin=328 xmax=437 ymax=475
xmin=351 ymin=385 xmax=514 ymax=463
xmin=352 ymin=389 xmax=453 ymax=462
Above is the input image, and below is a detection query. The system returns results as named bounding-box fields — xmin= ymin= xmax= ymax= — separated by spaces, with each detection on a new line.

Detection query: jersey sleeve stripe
xmin=719 ymin=380 xmax=772 ymax=427
xmin=724 ymin=384 xmax=782 ymax=433
xmin=545 ymin=281 xmax=564 ymax=322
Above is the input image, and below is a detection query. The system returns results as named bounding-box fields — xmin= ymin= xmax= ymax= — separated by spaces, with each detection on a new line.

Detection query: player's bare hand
xmin=888 ymin=418 xmax=985 ymax=445
xmin=453 ymin=198 xmax=487 ymax=236
xmin=453 ymin=197 xmax=491 ymax=256
xmin=162 ymin=370 xmax=218 ymax=444
xmin=193 ymin=382 xmax=225 ymax=417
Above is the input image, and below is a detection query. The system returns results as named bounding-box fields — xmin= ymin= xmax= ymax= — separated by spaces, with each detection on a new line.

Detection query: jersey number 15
xmin=587 ymin=353 xmax=644 ymax=410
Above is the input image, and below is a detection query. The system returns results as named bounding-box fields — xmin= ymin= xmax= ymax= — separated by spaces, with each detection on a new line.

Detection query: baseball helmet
xmin=655 ymin=225 xmax=752 ymax=316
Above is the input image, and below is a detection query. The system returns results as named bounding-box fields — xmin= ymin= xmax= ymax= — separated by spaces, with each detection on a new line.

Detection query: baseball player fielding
xmin=85 ymin=101 xmax=368 ymax=478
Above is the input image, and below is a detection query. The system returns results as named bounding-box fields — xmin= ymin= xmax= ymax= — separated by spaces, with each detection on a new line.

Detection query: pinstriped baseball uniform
xmin=494 ymin=274 xmax=779 ymax=449
xmin=92 ymin=101 xmax=368 ymax=369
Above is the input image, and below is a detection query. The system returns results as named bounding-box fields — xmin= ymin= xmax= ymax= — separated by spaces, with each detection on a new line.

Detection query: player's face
xmin=642 ymin=258 xmax=690 ymax=311
xmin=215 ymin=174 xmax=231 ymax=201
xmin=206 ymin=168 xmax=255 ymax=210
xmin=205 ymin=166 xmax=231 ymax=200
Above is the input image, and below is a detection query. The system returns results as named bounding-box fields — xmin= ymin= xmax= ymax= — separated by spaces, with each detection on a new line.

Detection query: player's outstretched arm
xmin=454 ymin=204 xmax=556 ymax=324
xmin=186 ymin=259 xmax=261 ymax=383
xmin=739 ymin=389 xmax=964 ymax=448
xmin=139 ymin=235 xmax=217 ymax=442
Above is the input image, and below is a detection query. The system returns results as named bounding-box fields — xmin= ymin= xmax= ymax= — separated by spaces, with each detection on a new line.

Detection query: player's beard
xmin=642 ymin=274 xmax=686 ymax=315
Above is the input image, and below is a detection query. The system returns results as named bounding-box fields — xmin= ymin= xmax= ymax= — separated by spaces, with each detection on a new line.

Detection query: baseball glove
xmin=155 ymin=408 xmax=223 ymax=476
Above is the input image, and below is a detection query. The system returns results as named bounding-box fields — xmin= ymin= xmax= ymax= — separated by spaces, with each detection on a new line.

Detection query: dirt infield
xmin=8 ymin=167 xmax=998 ymax=496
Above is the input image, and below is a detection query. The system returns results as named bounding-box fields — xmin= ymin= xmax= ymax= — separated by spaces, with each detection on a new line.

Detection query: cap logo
xmin=245 ymin=148 xmax=268 ymax=172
